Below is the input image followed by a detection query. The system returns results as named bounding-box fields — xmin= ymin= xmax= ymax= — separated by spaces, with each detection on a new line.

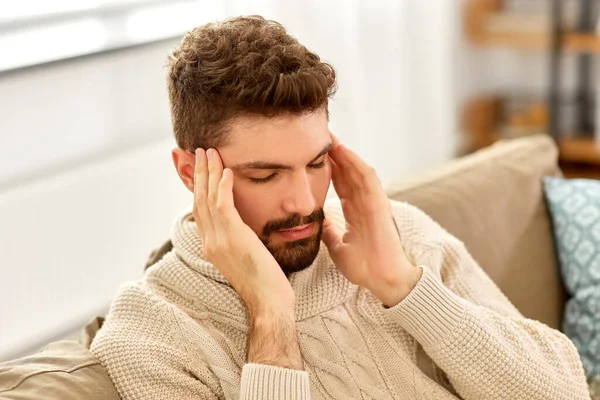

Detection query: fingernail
xmin=195 ymin=148 xmax=200 ymax=157
xmin=207 ymin=149 xmax=214 ymax=159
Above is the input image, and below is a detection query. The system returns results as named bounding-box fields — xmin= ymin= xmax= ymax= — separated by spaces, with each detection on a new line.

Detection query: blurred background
xmin=1 ymin=0 xmax=598 ymax=362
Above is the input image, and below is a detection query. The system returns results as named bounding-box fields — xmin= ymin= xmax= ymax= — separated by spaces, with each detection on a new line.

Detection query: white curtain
xmin=0 ymin=0 xmax=459 ymax=361
xmin=0 ymin=0 xmax=457 ymax=188
xmin=221 ymin=0 xmax=457 ymax=186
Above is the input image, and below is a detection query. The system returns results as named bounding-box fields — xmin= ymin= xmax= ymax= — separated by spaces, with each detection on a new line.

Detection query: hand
xmin=321 ymin=135 xmax=422 ymax=307
xmin=192 ymin=148 xmax=295 ymax=317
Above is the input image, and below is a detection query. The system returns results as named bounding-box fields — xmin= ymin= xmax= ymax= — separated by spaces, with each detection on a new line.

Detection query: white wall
xmin=0 ymin=41 xmax=191 ymax=361
xmin=263 ymin=0 xmax=458 ymax=184
xmin=0 ymin=1 xmax=459 ymax=361
xmin=0 ymin=40 xmax=179 ymax=188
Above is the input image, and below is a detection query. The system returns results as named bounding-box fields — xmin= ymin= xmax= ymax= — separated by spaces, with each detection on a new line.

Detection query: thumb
xmin=321 ymin=216 xmax=342 ymax=254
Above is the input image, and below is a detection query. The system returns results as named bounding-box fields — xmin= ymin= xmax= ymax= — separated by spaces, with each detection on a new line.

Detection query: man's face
xmin=218 ymin=111 xmax=332 ymax=275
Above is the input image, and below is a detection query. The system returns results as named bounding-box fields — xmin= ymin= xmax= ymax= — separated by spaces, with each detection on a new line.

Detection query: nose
xmin=281 ymin=171 xmax=317 ymax=218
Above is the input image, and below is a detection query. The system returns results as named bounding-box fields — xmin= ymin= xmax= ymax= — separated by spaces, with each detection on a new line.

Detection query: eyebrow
xmin=231 ymin=142 xmax=333 ymax=171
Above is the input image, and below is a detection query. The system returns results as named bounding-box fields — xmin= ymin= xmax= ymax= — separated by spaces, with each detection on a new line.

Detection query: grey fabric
xmin=0 ymin=341 xmax=119 ymax=400
xmin=385 ymin=135 xmax=566 ymax=329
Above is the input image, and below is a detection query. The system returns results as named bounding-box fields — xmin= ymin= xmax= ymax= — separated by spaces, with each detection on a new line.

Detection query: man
xmin=91 ymin=16 xmax=589 ymax=399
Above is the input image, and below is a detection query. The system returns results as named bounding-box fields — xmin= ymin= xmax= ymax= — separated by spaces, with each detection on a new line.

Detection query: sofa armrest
xmin=0 ymin=341 xmax=119 ymax=400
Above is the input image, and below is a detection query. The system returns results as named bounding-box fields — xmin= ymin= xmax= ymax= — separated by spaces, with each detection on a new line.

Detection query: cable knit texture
xmin=91 ymin=199 xmax=589 ymax=399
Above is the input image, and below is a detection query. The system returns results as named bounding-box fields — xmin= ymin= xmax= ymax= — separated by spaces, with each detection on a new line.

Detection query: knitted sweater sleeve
xmin=90 ymin=284 xmax=221 ymax=400
xmin=382 ymin=203 xmax=589 ymax=400
xmin=91 ymin=283 xmax=310 ymax=400
xmin=240 ymin=364 xmax=310 ymax=399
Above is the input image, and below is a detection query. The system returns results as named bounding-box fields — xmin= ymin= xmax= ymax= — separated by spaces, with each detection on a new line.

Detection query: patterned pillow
xmin=544 ymin=177 xmax=600 ymax=380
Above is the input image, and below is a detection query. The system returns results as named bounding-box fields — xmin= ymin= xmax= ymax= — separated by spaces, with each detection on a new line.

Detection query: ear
xmin=172 ymin=147 xmax=195 ymax=193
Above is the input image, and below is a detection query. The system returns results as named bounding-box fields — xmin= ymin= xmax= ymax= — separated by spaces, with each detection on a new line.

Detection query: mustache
xmin=262 ymin=208 xmax=325 ymax=237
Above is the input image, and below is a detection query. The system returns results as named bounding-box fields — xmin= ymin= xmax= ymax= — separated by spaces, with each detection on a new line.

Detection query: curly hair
xmin=166 ymin=15 xmax=337 ymax=151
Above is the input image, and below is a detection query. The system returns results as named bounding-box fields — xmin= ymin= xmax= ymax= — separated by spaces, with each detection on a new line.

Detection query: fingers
xmin=328 ymin=154 xmax=351 ymax=199
xmin=328 ymin=132 xmax=355 ymax=195
xmin=328 ymin=135 xmax=380 ymax=193
xmin=193 ymin=148 xmax=214 ymax=238
xmin=205 ymin=149 xmax=242 ymax=232
xmin=206 ymin=148 xmax=223 ymax=213
xmin=216 ymin=168 xmax=240 ymax=226
xmin=330 ymin=132 xmax=342 ymax=149
xmin=321 ymin=216 xmax=343 ymax=258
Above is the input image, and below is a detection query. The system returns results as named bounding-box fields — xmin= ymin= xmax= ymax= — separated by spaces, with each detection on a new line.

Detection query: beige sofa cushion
xmin=0 ymin=341 xmax=119 ymax=400
xmin=386 ymin=135 xmax=565 ymax=330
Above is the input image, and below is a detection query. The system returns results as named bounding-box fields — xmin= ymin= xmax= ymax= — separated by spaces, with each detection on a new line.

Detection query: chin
xmin=265 ymin=225 xmax=323 ymax=275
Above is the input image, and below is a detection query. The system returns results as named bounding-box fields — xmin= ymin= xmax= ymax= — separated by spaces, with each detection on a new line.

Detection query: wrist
xmin=247 ymin=306 xmax=303 ymax=370
xmin=249 ymin=307 xmax=295 ymax=327
xmin=246 ymin=297 xmax=295 ymax=321
xmin=375 ymin=266 xmax=423 ymax=308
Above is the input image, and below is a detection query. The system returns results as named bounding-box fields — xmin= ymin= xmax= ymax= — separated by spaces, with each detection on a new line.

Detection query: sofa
xmin=0 ymin=134 xmax=578 ymax=399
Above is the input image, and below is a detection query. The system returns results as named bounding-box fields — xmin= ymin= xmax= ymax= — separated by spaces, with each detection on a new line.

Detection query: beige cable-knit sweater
xmin=91 ymin=199 xmax=589 ymax=399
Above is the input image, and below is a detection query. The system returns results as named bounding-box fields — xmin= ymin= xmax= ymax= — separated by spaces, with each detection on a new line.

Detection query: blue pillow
xmin=544 ymin=177 xmax=600 ymax=380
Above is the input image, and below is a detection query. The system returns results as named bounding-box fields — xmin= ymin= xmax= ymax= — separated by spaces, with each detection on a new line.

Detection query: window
xmin=0 ymin=0 xmax=222 ymax=72
xmin=0 ymin=0 xmax=190 ymax=25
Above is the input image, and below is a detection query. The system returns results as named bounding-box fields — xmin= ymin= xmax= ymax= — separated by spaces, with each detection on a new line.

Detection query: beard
xmin=258 ymin=207 xmax=325 ymax=275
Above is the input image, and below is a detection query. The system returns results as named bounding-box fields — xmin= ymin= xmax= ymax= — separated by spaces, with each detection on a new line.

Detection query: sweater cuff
xmin=383 ymin=265 xmax=467 ymax=349
xmin=240 ymin=363 xmax=310 ymax=400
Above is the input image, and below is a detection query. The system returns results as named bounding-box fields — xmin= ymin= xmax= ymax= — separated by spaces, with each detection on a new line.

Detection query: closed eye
xmin=308 ymin=160 xmax=326 ymax=169
xmin=249 ymin=173 xmax=277 ymax=184
xmin=249 ymin=160 xmax=326 ymax=184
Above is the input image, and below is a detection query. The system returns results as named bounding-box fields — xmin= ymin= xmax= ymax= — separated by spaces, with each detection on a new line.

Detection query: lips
xmin=277 ymin=223 xmax=315 ymax=240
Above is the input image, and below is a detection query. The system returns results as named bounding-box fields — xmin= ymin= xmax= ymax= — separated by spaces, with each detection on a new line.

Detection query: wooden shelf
xmin=560 ymin=162 xmax=600 ymax=180
xmin=473 ymin=32 xmax=600 ymax=53
xmin=461 ymin=95 xmax=600 ymax=165
xmin=558 ymin=137 xmax=600 ymax=165
xmin=563 ymin=33 xmax=600 ymax=53
xmin=462 ymin=1 xmax=600 ymax=180
xmin=465 ymin=0 xmax=600 ymax=53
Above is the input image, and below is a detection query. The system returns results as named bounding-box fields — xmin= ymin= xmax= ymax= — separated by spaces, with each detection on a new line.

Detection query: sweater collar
xmin=166 ymin=202 xmax=356 ymax=321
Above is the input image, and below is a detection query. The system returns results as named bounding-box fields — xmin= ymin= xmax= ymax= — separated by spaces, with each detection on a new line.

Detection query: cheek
xmin=232 ymin=167 xmax=331 ymax=229
xmin=232 ymin=183 xmax=273 ymax=232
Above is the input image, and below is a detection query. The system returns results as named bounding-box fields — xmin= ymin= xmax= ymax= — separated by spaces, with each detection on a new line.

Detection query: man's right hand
xmin=193 ymin=148 xmax=295 ymax=316
xmin=193 ymin=148 xmax=304 ymax=370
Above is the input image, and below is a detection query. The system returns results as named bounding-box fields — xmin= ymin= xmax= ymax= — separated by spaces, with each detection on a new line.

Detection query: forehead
xmin=219 ymin=112 xmax=330 ymax=164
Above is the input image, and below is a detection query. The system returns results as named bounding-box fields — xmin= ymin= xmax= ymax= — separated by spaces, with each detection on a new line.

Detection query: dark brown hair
xmin=166 ymin=15 xmax=337 ymax=151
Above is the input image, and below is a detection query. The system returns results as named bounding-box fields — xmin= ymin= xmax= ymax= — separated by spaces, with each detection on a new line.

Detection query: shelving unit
xmin=559 ymin=137 xmax=600 ymax=164
xmin=463 ymin=0 xmax=600 ymax=178
xmin=465 ymin=0 xmax=600 ymax=52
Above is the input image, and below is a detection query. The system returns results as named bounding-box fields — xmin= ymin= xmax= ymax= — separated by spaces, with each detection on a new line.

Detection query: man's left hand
xmin=322 ymin=134 xmax=422 ymax=307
